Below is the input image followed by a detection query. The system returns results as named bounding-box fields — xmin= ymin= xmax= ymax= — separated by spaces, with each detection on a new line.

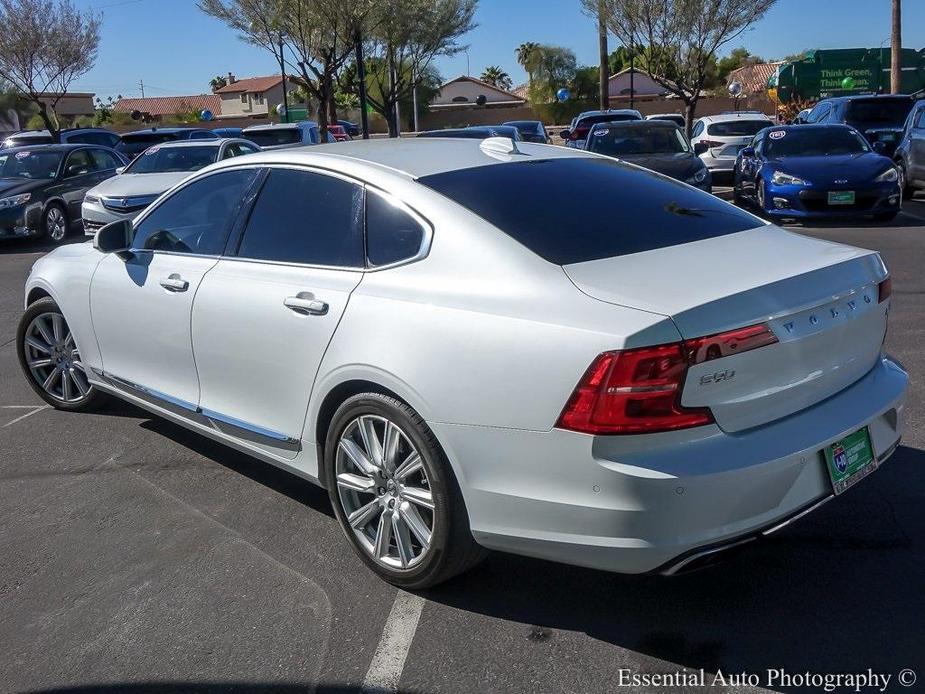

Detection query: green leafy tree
xmin=717 ymin=47 xmax=763 ymax=80
xmin=572 ymin=65 xmax=599 ymax=101
xmin=0 ymin=0 xmax=101 ymax=138
xmin=480 ymin=65 xmax=512 ymax=91
xmin=209 ymin=75 xmax=228 ymax=92
xmin=598 ymin=0 xmax=778 ymax=131
xmin=527 ymin=44 xmax=577 ymax=105
xmin=516 ymin=41 xmax=541 ymax=83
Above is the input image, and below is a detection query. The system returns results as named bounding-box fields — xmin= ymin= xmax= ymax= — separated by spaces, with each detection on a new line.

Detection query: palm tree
xmin=480 ymin=65 xmax=513 ymax=91
xmin=516 ymin=42 xmax=541 ymax=84
xmin=209 ymin=75 xmax=227 ymax=92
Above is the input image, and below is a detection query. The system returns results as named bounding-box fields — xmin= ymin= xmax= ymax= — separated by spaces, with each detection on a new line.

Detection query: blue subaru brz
xmin=733 ymin=124 xmax=902 ymax=222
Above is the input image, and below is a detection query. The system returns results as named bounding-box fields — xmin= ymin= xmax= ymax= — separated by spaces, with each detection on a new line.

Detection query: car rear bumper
xmin=433 ymin=355 xmax=907 ymax=574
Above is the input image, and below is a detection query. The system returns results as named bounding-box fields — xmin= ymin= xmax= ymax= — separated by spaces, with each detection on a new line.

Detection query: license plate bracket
xmin=824 ymin=427 xmax=878 ymax=495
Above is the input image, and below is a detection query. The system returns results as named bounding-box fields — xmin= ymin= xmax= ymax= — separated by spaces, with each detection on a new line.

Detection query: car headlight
xmin=687 ymin=168 xmax=708 ymax=184
xmin=771 ymin=171 xmax=805 ymax=186
xmin=84 ymin=195 xmax=100 ymax=205
xmin=875 ymin=167 xmax=898 ymax=183
xmin=0 ymin=193 xmax=31 ymax=210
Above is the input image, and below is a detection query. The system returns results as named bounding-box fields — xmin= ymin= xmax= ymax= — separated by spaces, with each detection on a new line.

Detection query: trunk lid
xmin=563 ymin=226 xmax=889 ymax=432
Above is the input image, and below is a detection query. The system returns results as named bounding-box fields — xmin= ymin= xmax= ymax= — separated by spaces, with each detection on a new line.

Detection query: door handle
xmin=284 ymin=295 xmax=329 ymax=316
xmin=159 ymin=274 xmax=189 ymax=292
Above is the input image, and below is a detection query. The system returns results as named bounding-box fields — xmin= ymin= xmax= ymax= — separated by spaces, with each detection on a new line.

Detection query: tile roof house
xmin=213 ymin=73 xmax=300 ymax=119
xmin=114 ymin=94 xmax=222 ymax=121
xmin=727 ymin=62 xmax=784 ymax=95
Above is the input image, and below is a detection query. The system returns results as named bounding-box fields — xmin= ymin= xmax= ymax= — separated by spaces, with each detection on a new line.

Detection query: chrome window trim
xmin=128 ymin=161 xmax=435 ymax=272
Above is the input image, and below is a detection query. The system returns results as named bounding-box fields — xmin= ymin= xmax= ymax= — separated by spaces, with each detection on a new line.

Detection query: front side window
xmin=236 ymin=168 xmax=364 ymax=267
xmin=419 ymin=158 xmax=762 ymax=265
xmin=366 ymin=190 xmax=426 ymax=267
xmin=132 ymin=169 xmax=258 ymax=255
xmin=90 ymin=149 xmax=121 ymax=171
xmin=63 ymin=150 xmax=93 ymax=177
xmin=691 ymin=121 xmax=704 ymax=137
xmin=222 ymin=142 xmax=259 ymax=159
xmin=915 ymin=108 xmax=925 ymax=129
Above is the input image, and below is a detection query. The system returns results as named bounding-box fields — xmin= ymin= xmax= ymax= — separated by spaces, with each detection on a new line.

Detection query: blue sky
xmin=74 ymin=0 xmax=925 ymax=101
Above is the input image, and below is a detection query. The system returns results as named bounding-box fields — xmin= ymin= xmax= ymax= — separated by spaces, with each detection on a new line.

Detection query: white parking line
xmin=2 ymin=405 xmax=49 ymax=428
xmin=362 ymin=590 xmax=426 ymax=694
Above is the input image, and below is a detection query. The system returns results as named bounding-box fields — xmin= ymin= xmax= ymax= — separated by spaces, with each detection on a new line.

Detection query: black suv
xmin=799 ymin=94 xmax=915 ymax=156
xmin=2 ymin=127 xmax=121 ymax=149
xmin=894 ymin=98 xmax=925 ymax=198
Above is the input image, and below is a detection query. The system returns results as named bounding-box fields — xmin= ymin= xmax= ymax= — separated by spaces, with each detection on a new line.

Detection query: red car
xmin=327 ymin=125 xmax=350 ymax=142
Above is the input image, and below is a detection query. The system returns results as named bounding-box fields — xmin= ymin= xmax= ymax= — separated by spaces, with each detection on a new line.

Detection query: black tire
xmin=874 ymin=210 xmax=899 ymax=223
xmin=42 ymin=203 xmax=69 ymax=244
xmin=17 ymin=297 xmax=102 ymax=411
xmin=323 ymin=392 xmax=486 ymax=589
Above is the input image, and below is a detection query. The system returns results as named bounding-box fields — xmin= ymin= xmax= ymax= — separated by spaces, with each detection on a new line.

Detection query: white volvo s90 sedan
xmin=17 ymin=137 xmax=907 ymax=588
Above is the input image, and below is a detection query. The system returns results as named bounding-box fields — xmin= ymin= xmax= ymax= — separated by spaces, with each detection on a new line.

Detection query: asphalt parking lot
xmin=1 ymin=199 xmax=924 ymax=694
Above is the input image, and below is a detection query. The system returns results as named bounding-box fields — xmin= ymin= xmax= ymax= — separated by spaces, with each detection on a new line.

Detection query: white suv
xmin=690 ymin=112 xmax=774 ymax=178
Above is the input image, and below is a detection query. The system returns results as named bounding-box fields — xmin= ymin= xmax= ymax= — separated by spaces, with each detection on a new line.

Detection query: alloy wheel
xmin=335 ymin=415 xmax=435 ymax=570
xmin=23 ymin=311 xmax=90 ymax=403
xmin=46 ymin=207 xmax=67 ymax=242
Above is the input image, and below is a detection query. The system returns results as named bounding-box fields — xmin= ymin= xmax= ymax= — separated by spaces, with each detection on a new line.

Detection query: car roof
xmin=502 ymin=120 xmax=542 ymax=125
xmin=578 ymin=109 xmax=640 ymax=118
xmin=207 ymin=137 xmax=592 ymax=180
xmin=0 ymin=143 xmax=92 ymax=153
xmin=828 ymin=94 xmax=912 ymax=102
xmin=243 ymin=121 xmax=318 ymax=131
xmin=134 ymin=139 xmax=229 ymax=149
xmin=697 ymin=112 xmax=773 ymax=123
xmin=122 ymin=127 xmax=203 ymax=136
xmin=592 ymin=120 xmax=678 ymax=129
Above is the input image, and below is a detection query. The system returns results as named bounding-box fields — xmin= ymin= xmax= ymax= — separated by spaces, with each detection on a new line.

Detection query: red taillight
xmin=878 ymin=277 xmax=892 ymax=303
xmin=557 ymin=323 xmax=778 ymax=435
xmin=700 ymin=140 xmax=724 ymax=149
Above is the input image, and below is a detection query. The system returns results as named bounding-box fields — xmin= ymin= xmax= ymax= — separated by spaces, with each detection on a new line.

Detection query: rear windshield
xmin=125 ymin=145 xmax=218 ymax=173
xmin=845 ymin=99 xmax=913 ymax=127
xmin=119 ymin=133 xmax=181 ymax=155
xmin=588 ymin=126 xmax=689 ymax=155
xmin=244 ymin=129 xmax=301 ymax=147
xmin=706 ymin=120 xmax=769 ymax=136
xmin=418 ymin=158 xmax=762 ymax=265
xmin=6 ymin=135 xmax=54 ymax=147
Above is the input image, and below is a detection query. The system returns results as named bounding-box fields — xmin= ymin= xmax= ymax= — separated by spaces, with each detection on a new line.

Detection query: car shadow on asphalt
xmin=418 ymin=443 xmax=925 ymax=680
xmin=0 ymin=235 xmax=87 ymax=255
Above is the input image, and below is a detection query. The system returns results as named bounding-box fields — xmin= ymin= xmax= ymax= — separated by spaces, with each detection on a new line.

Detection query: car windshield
xmin=706 ymin=120 xmax=770 ymax=136
xmin=846 ymin=99 xmax=913 ymax=127
xmin=764 ymin=128 xmax=869 ymax=157
xmin=125 ymin=145 xmax=219 ymax=173
xmin=244 ymin=129 xmax=301 ymax=147
xmin=588 ymin=126 xmax=690 ymax=156
xmin=0 ymin=150 xmax=62 ymax=179
xmin=419 ymin=158 xmax=761 ymax=265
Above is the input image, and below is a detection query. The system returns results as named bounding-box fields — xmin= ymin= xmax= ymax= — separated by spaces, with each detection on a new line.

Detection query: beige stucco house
xmin=430 ymin=76 xmax=526 ymax=110
xmin=214 ymin=74 xmax=300 ymax=119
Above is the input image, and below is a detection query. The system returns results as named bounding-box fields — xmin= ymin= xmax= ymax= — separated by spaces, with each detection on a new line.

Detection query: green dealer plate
xmin=828 ymin=190 xmax=856 ymax=205
xmin=824 ymin=427 xmax=878 ymax=495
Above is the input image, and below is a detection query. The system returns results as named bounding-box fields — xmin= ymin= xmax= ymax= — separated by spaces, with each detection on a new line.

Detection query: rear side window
xmin=419 ymin=158 xmax=762 ymax=265
xmin=366 ymin=191 xmax=426 ymax=267
xmin=237 ymin=168 xmax=364 ymax=267
xmin=706 ymin=120 xmax=770 ymax=136
xmin=68 ymin=131 xmax=119 ymax=147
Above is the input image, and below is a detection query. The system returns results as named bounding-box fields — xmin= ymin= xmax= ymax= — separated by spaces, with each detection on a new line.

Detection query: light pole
xmin=891 ymin=0 xmax=902 ymax=94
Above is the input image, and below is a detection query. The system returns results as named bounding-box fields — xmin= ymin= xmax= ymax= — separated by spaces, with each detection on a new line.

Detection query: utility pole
xmin=629 ymin=42 xmax=635 ymax=110
xmin=891 ymin=0 xmax=902 ymax=94
xmin=412 ymin=69 xmax=420 ymax=133
xmin=355 ymin=28 xmax=370 ymax=139
xmin=138 ymin=80 xmax=145 ymax=98
xmin=278 ymin=36 xmax=290 ymax=124
xmin=597 ymin=1 xmax=609 ymax=110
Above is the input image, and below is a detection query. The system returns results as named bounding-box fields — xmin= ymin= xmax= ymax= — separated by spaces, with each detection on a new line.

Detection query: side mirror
xmin=872 ymin=141 xmax=887 ymax=154
xmin=115 ymin=166 xmax=125 ymax=175
xmin=93 ymin=219 xmax=133 ymax=258
xmin=693 ymin=141 xmax=709 ymax=156
xmin=740 ymin=146 xmax=755 ymax=157
xmin=559 ymin=129 xmax=571 ymax=140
